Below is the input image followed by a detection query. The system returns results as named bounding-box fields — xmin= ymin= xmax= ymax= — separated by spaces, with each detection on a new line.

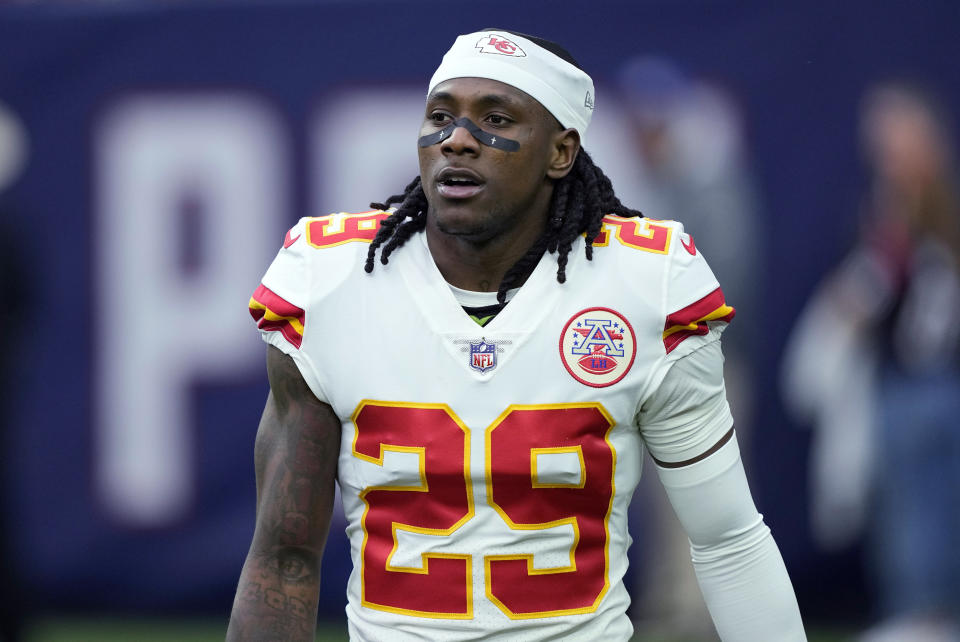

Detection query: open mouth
xmin=436 ymin=170 xmax=484 ymax=199
xmin=440 ymin=176 xmax=480 ymax=188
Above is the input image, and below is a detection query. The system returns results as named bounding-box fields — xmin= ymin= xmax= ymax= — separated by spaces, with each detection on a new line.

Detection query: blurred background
xmin=1 ymin=1 xmax=958 ymax=640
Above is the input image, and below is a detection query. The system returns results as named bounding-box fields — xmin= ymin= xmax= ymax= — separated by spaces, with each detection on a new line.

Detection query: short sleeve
xmin=637 ymin=338 xmax=734 ymax=465
xmin=248 ymin=218 xmax=330 ymax=403
xmin=661 ymin=224 xmax=735 ymax=361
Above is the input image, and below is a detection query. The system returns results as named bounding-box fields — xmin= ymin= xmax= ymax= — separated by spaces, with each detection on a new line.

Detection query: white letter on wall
xmin=95 ymin=93 xmax=286 ymax=526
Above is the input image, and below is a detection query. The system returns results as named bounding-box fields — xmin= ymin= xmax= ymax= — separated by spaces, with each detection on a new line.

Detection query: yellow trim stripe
xmin=248 ymin=297 xmax=305 ymax=336
xmin=662 ymin=303 xmax=735 ymax=339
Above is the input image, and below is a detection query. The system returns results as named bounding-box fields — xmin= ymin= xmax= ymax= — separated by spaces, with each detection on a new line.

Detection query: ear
xmin=546 ymin=128 xmax=580 ymax=180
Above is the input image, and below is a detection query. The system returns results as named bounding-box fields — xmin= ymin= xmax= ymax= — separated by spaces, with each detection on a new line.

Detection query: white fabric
xmin=447 ymin=281 xmax=518 ymax=307
xmin=638 ymin=337 xmax=733 ymax=464
xmin=251 ymin=212 xmax=746 ymax=640
xmin=429 ymin=30 xmax=595 ymax=142
xmin=656 ymin=435 xmax=807 ymax=641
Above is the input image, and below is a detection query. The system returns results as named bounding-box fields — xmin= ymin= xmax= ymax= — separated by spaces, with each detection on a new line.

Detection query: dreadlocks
xmin=365 ymin=149 xmax=643 ymax=304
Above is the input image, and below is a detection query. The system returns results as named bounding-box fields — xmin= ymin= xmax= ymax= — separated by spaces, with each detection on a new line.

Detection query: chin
xmin=434 ymin=218 xmax=491 ymax=242
xmin=430 ymin=203 xmax=493 ymax=239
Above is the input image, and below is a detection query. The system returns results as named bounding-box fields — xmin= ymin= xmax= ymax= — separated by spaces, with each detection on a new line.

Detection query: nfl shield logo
xmin=469 ymin=339 xmax=497 ymax=373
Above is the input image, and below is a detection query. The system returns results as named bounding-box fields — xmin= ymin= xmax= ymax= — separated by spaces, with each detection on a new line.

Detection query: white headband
xmin=428 ymin=30 xmax=595 ymax=144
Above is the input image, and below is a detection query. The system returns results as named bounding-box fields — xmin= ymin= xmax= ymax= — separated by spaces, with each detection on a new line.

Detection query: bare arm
xmin=227 ymin=345 xmax=341 ymax=641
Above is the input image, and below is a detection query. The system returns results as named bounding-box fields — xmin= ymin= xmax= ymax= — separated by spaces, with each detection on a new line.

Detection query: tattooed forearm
xmin=230 ymin=565 xmax=317 ymax=641
xmin=227 ymin=346 xmax=341 ymax=642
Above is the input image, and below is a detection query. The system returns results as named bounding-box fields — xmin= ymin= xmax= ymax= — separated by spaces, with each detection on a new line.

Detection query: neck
xmin=425 ymin=209 xmax=547 ymax=293
xmin=423 ymin=176 xmax=555 ymax=292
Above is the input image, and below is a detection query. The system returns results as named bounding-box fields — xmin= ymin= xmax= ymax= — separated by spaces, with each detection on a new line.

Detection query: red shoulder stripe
xmin=662 ymin=287 xmax=735 ymax=354
xmin=249 ymin=284 xmax=305 ymax=349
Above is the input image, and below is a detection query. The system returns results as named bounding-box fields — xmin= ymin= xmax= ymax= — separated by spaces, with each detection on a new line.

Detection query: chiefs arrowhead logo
xmin=681 ymin=233 xmax=696 ymax=256
xmin=475 ymin=34 xmax=526 ymax=57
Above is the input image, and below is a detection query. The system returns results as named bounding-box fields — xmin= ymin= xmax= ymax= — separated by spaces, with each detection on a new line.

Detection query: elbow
xmin=250 ymin=542 xmax=323 ymax=585
xmin=689 ymin=514 xmax=771 ymax=566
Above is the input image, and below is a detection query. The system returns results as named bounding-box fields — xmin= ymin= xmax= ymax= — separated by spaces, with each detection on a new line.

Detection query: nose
xmin=441 ymin=122 xmax=479 ymax=155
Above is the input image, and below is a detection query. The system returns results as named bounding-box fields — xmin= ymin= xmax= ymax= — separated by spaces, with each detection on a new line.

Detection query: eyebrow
xmin=427 ymin=91 xmax=523 ymax=110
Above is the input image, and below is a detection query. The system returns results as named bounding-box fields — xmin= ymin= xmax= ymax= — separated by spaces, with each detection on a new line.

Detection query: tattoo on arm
xmin=227 ymin=346 xmax=341 ymax=641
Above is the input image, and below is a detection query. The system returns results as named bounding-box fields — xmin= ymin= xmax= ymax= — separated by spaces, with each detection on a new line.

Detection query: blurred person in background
xmin=616 ymin=57 xmax=761 ymax=359
xmin=782 ymin=82 xmax=960 ymax=642
xmin=616 ymin=56 xmax=762 ymax=638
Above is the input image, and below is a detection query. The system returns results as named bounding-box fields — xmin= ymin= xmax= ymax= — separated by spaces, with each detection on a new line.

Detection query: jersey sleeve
xmin=637 ymin=339 xmax=734 ymax=465
xmin=636 ymin=222 xmax=736 ymax=463
xmin=248 ymin=218 xmax=330 ymax=404
xmin=661 ymin=223 xmax=735 ymax=361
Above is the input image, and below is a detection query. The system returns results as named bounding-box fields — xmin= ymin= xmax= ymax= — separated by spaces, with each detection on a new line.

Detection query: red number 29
xmin=352 ymin=402 xmax=615 ymax=620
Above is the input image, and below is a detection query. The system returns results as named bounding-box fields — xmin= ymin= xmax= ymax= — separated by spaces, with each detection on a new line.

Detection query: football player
xmin=228 ymin=29 xmax=806 ymax=641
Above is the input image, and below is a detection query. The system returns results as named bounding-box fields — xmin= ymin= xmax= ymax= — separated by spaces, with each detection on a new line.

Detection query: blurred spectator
xmin=782 ymin=82 xmax=960 ymax=642
xmin=616 ymin=57 xmax=763 ymax=637
xmin=617 ymin=57 xmax=761 ymax=358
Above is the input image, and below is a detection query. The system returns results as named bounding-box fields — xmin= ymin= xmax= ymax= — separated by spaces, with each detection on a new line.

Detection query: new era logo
xmin=475 ymin=34 xmax=526 ymax=57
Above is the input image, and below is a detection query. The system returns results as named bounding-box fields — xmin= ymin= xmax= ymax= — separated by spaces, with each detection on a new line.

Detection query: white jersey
xmin=249 ymin=211 xmax=734 ymax=641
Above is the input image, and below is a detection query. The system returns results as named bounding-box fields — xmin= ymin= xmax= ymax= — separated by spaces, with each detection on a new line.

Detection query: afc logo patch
xmin=469 ymin=338 xmax=497 ymax=373
xmin=559 ymin=308 xmax=636 ymax=387
xmin=475 ymin=34 xmax=527 ymax=57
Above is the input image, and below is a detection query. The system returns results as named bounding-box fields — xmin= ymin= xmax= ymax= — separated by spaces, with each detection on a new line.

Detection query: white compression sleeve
xmin=655 ymin=434 xmax=806 ymax=641
xmin=638 ymin=336 xmax=735 ymax=465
